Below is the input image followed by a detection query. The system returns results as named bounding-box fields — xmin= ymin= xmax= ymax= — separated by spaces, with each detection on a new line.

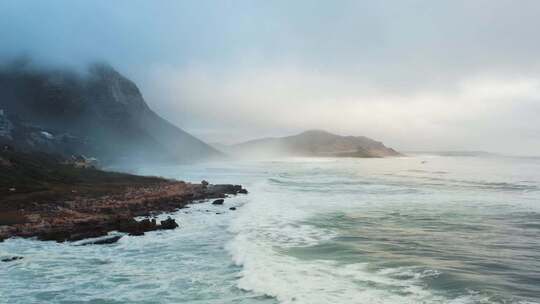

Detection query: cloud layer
xmin=2 ymin=0 xmax=540 ymax=154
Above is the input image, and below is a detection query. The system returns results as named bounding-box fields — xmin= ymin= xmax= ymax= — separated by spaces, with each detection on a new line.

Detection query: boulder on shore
xmin=160 ymin=217 xmax=178 ymax=230
xmin=212 ymin=199 xmax=225 ymax=205
xmin=116 ymin=217 xmax=179 ymax=236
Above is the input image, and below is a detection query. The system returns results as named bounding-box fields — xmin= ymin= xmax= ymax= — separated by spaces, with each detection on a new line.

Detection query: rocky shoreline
xmin=0 ymin=181 xmax=247 ymax=243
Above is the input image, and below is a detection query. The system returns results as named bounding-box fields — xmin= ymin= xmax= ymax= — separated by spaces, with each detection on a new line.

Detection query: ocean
xmin=1 ymin=155 xmax=540 ymax=304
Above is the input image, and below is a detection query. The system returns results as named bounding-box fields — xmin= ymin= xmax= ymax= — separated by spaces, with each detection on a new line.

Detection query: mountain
xmin=227 ymin=130 xmax=401 ymax=158
xmin=0 ymin=61 xmax=221 ymax=164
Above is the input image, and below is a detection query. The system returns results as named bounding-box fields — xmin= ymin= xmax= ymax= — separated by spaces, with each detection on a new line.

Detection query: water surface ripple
xmin=2 ymin=156 xmax=539 ymax=303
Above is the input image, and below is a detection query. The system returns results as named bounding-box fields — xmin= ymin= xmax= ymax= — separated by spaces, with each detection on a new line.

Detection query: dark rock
xmin=212 ymin=199 xmax=224 ymax=205
xmin=37 ymin=227 xmax=108 ymax=242
xmin=159 ymin=217 xmax=178 ymax=230
xmin=38 ymin=230 xmax=72 ymax=242
xmin=68 ymin=230 xmax=109 ymax=242
xmin=1 ymin=256 xmax=23 ymax=262
xmin=205 ymin=184 xmax=247 ymax=196
xmin=116 ymin=218 xmax=156 ymax=236
xmin=238 ymin=189 xmax=248 ymax=194
xmin=229 ymin=207 xmax=237 ymax=211
xmin=80 ymin=235 xmax=122 ymax=245
xmin=139 ymin=218 xmax=156 ymax=230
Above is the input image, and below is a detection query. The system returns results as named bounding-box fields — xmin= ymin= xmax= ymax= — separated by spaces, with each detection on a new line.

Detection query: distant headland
xmin=218 ymin=129 xmax=401 ymax=159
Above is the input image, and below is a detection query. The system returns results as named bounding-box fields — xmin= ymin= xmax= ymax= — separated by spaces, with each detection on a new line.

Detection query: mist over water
xmin=2 ymin=155 xmax=540 ymax=303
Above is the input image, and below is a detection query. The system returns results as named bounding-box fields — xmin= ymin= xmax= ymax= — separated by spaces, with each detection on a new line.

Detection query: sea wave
xmin=226 ymin=159 xmax=540 ymax=304
xmin=226 ymin=180 xmax=514 ymax=304
xmin=386 ymin=173 xmax=538 ymax=192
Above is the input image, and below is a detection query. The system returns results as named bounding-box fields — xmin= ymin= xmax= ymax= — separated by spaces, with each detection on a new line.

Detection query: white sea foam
xmin=225 ymin=156 xmax=540 ymax=303
xmin=226 ymin=180 xmax=463 ymax=304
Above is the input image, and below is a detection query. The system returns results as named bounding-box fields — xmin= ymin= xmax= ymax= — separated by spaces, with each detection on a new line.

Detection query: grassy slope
xmin=0 ymin=150 xmax=166 ymax=211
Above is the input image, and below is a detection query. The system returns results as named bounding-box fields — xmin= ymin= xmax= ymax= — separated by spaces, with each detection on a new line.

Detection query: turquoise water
xmin=1 ymin=155 xmax=540 ymax=303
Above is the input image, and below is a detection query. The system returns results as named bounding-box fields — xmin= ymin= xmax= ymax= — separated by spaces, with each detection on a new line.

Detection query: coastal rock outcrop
xmin=0 ymin=180 xmax=248 ymax=243
xmin=0 ymin=148 xmax=249 ymax=243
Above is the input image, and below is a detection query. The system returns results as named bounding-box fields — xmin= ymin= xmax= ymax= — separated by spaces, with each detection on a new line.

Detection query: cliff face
xmin=231 ymin=130 xmax=401 ymax=158
xmin=0 ymin=62 xmax=220 ymax=163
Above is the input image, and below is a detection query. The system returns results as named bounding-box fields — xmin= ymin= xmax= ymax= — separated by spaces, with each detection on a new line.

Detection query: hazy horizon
xmin=2 ymin=0 xmax=540 ymax=155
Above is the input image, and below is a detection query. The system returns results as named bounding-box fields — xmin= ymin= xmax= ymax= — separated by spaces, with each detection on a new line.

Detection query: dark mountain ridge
xmin=0 ymin=61 xmax=220 ymax=164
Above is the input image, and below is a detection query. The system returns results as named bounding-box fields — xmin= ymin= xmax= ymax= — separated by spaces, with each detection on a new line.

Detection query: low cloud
xmin=146 ymin=63 xmax=540 ymax=154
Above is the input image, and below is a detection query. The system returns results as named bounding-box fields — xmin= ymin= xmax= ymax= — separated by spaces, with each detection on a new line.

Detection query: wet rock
xmin=238 ymin=189 xmax=248 ymax=194
xmin=67 ymin=230 xmax=109 ymax=242
xmin=1 ymin=256 xmax=23 ymax=262
xmin=116 ymin=218 xmax=155 ymax=236
xmin=205 ymin=184 xmax=248 ymax=196
xmin=212 ymin=199 xmax=224 ymax=205
xmin=80 ymin=235 xmax=122 ymax=245
xmin=159 ymin=217 xmax=178 ymax=230
xmin=139 ymin=219 xmax=156 ymax=230
xmin=38 ymin=230 xmax=74 ymax=242
xmin=229 ymin=207 xmax=237 ymax=211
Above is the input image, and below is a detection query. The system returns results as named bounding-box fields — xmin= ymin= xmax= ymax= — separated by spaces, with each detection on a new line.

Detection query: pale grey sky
xmin=1 ymin=0 xmax=540 ymax=154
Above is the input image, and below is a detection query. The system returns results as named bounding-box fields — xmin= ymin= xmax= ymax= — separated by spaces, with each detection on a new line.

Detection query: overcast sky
xmin=2 ymin=0 xmax=540 ymax=154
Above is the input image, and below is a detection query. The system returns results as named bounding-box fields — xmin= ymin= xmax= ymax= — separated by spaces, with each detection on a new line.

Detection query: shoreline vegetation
xmin=0 ymin=149 xmax=247 ymax=243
